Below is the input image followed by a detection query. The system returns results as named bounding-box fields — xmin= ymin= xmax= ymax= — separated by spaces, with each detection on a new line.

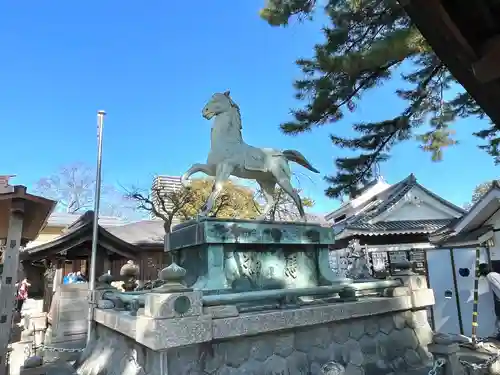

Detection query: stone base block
xmin=167 ymin=217 xmax=338 ymax=291
xmin=203 ymin=305 xmax=239 ymax=318
xmin=411 ymin=289 xmax=435 ymax=309
xmin=23 ymin=313 xmax=47 ymax=332
xmin=144 ymin=291 xmax=202 ymax=318
xmin=399 ymin=275 xmax=427 ymax=290
xmin=21 ymin=329 xmax=46 ymax=346
xmin=21 ymin=361 xmax=75 ymax=375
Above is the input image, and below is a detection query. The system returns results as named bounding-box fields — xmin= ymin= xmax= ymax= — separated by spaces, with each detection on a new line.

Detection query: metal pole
xmin=86 ymin=110 xmax=105 ymax=346
xmin=471 ymin=246 xmax=481 ymax=345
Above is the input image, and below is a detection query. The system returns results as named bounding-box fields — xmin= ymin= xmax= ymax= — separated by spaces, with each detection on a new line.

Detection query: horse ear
xmin=223 ymin=90 xmax=230 ymax=97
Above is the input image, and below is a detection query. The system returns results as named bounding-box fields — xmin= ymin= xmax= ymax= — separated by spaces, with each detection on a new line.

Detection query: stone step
xmin=42 ymin=341 xmax=85 ymax=364
xmin=20 ymin=361 xmax=76 ymax=375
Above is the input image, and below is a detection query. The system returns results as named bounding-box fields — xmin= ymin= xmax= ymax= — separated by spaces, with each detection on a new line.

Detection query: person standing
xmin=15 ymin=278 xmax=31 ymax=315
xmin=478 ymin=263 xmax=500 ymax=340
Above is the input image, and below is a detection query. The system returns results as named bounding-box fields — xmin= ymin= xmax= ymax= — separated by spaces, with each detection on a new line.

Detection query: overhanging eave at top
xmin=451 ymin=183 xmax=500 ymax=235
xmin=0 ymin=185 xmax=56 ymax=241
xmin=399 ymin=0 xmax=500 ymax=125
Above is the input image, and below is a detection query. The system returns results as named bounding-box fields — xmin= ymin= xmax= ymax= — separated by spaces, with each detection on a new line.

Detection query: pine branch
xmin=261 ymin=0 xmax=497 ymax=201
xmin=325 ymin=61 xmax=444 ymax=198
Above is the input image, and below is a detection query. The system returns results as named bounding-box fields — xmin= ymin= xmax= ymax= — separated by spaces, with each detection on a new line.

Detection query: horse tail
xmin=282 ymin=150 xmax=320 ymax=174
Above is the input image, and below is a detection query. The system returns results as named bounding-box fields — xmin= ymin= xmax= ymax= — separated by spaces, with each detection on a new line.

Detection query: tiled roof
xmin=106 ymin=220 xmax=165 ymax=246
xmin=346 ymin=219 xmax=455 ymax=234
xmin=337 ymin=174 xmax=464 ymax=237
xmin=430 ymin=225 xmax=493 ymax=245
xmin=48 ymin=211 xmax=125 ymax=228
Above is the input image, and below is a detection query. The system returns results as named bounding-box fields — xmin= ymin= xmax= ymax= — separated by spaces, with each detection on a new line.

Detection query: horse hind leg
xmin=273 ymin=168 xmax=305 ymax=220
xmin=256 ymin=179 xmax=276 ymax=220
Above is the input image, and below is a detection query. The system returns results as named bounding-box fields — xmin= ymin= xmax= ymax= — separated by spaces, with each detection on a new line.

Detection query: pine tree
xmin=260 ymin=0 xmax=498 ymax=199
xmin=463 ymin=179 xmax=499 ymax=209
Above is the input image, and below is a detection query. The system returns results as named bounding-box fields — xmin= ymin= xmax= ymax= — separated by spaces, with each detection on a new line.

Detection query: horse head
xmin=202 ymin=91 xmax=242 ymax=131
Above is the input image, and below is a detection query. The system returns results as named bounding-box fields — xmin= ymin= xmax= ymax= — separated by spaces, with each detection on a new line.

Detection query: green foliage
xmin=259 ymin=0 xmax=315 ymax=25
xmin=260 ymin=0 xmax=498 ymax=199
xmin=464 ymin=180 xmax=498 ymax=209
xmin=177 ymin=179 xmax=260 ymax=220
xmin=126 ymin=178 xmax=260 ymax=232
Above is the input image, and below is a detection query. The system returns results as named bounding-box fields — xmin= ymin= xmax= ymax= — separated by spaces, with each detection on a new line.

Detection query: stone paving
xmin=8 ymin=298 xmax=78 ymax=375
xmin=9 ymin=299 xmax=43 ymax=375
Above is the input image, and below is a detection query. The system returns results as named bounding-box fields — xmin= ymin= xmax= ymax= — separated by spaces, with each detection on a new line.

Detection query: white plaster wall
xmin=489 ymin=232 xmax=500 ymax=261
xmin=377 ymin=187 xmax=463 ymax=222
xmin=383 ymin=203 xmax=453 ymax=221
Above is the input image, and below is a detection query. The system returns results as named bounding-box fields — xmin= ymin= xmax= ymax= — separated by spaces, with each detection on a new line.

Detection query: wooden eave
xmin=0 ymin=185 xmax=56 ymax=241
xmin=399 ymin=0 xmax=500 ymax=125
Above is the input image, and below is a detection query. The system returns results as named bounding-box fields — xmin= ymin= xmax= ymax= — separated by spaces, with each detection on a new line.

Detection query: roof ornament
xmin=404 ymin=192 xmax=422 ymax=206
xmin=0 ymin=175 xmax=15 ymax=194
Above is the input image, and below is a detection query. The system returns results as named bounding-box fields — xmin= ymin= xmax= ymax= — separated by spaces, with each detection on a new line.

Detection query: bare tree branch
xmin=123 ymin=185 xmax=190 ymax=233
xmin=34 ymin=162 xmax=129 ymax=217
xmin=125 ymin=178 xmax=261 ymax=232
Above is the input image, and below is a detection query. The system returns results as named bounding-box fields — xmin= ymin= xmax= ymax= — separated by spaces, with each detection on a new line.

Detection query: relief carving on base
xmin=222 ymin=248 xmax=319 ymax=291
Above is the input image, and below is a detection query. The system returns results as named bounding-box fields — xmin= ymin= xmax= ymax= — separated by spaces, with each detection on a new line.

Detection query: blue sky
xmin=2 ymin=1 xmax=498 ymax=214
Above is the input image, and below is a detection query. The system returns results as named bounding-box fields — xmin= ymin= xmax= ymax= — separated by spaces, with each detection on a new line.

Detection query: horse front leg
xmin=200 ymin=163 xmax=234 ymax=217
xmin=181 ymin=163 xmax=214 ymax=187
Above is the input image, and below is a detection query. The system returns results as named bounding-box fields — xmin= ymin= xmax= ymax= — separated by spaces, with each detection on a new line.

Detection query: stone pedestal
xmin=43 ymin=283 xmax=88 ymax=362
xmin=21 ymin=312 xmax=47 ymax=348
xmin=20 ymin=359 xmax=75 ymax=375
xmin=166 ymin=217 xmax=344 ymax=291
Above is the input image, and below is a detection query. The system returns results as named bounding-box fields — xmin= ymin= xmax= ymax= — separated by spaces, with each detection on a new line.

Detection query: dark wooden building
xmin=20 ymin=211 xmax=168 ymax=301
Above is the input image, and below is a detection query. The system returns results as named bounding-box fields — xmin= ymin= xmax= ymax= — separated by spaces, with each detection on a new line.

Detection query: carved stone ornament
xmin=321 ymin=361 xmax=346 ymax=375
xmin=154 ymin=263 xmax=190 ymax=292
xmin=96 ymin=273 xmax=117 ymax=290
xmin=120 ymin=260 xmax=139 ymax=277
xmin=98 ymin=273 xmax=113 ymax=285
xmin=344 ymin=239 xmax=373 ymax=280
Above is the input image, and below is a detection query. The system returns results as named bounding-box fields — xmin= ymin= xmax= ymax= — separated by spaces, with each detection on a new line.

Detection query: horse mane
xmin=226 ymin=96 xmax=242 ymax=131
